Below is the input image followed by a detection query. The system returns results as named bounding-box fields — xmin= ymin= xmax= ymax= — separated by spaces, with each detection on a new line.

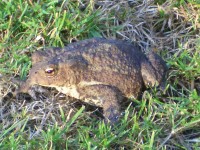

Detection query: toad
xmin=16 ymin=38 xmax=167 ymax=123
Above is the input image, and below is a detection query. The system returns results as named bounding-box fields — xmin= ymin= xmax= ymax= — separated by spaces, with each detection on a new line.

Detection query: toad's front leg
xmin=13 ymin=80 xmax=48 ymax=100
xmin=78 ymin=85 xmax=125 ymax=124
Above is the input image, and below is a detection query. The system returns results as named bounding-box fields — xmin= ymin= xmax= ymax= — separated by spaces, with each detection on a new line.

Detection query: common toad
xmin=16 ymin=38 xmax=167 ymax=123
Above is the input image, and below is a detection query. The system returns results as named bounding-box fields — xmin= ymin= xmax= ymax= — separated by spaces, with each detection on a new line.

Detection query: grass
xmin=0 ymin=0 xmax=200 ymax=149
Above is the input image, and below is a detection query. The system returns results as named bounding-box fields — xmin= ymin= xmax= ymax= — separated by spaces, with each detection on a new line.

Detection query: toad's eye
xmin=45 ymin=68 xmax=55 ymax=74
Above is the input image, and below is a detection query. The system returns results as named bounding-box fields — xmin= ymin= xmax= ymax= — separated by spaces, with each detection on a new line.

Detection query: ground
xmin=0 ymin=0 xmax=200 ymax=149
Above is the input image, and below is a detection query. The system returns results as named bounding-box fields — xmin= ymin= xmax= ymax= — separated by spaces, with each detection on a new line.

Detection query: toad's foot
xmin=78 ymin=85 xmax=125 ymax=124
xmin=14 ymin=84 xmax=49 ymax=100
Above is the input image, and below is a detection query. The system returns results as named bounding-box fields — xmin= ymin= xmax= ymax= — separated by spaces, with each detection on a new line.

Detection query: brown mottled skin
xmin=17 ymin=38 xmax=167 ymax=123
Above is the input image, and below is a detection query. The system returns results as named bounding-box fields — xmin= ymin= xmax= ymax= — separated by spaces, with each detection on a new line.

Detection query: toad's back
xmin=53 ymin=38 xmax=147 ymax=98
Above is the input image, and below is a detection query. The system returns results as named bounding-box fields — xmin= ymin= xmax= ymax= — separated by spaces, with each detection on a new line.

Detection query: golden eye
xmin=45 ymin=68 xmax=55 ymax=74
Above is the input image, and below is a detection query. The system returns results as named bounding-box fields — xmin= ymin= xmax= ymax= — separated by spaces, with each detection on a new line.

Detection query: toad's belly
xmin=55 ymin=79 xmax=142 ymax=107
xmin=55 ymin=81 xmax=104 ymax=107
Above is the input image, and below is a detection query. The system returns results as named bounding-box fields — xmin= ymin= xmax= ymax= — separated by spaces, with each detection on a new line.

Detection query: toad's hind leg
xmin=78 ymin=85 xmax=125 ymax=124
